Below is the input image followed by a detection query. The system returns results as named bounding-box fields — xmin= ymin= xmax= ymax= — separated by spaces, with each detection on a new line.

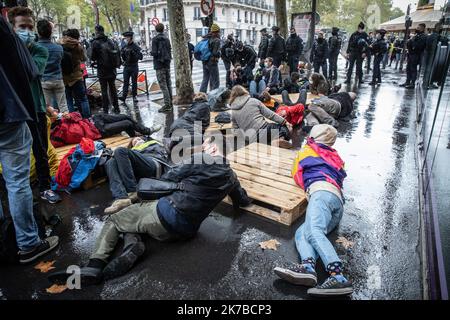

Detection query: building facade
xmin=139 ymin=0 xmax=277 ymax=47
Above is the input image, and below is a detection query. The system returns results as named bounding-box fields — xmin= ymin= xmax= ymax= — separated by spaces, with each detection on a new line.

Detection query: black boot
xmin=102 ymin=234 xmax=145 ymax=280
xmin=48 ymin=259 xmax=106 ymax=286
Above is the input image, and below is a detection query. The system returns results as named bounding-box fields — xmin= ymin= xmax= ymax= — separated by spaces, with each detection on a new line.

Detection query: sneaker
xmin=102 ymin=238 xmax=145 ymax=280
xmin=48 ymin=266 xmax=103 ymax=286
xmin=133 ymin=97 xmax=139 ymax=104
xmin=343 ymin=79 xmax=351 ymax=84
xmin=104 ymin=199 xmax=132 ymax=215
xmin=19 ymin=236 xmax=59 ymax=264
xmin=368 ymin=81 xmax=376 ymax=86
xmin=405 ymin=84 xmax=415 ymax=89
xmin=149 ymin=124 xmax=162 ymax=134
xmin=307 ymin=275 xmax=353 ymax=297
xmin=359 ymin=79 xmax=364 ymax=84
xmin=158 ymin=105 xmax=173 ymax=113
xmin=40 ymin=190 xmax=62 ymax=204
xmin=399 ymin=82 xmax=408 ymax=87
xmin=274 ymin=265 xmax=317 ymax=287
xmin=127 ymin=192 xmax=139 ymax=203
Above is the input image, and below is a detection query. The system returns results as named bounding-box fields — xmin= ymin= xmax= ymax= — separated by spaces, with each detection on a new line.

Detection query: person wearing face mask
xmin=345 ymin=22 xmax=368 ymax=85
xmin=369 ymin=29 xmax=387 ymax=86
xmin=221 ymin=33 xmax=235 ymax=88
xmin=286 ymin=27 xmax=304 ymax=74
xmin=400 ymin=23 xmax=427 ymax=89
xmin=267 ymin=26 xmax=286 ymax=68
xmin=310 ymin=31 xmax=329 ymax=79
xmin=120 ymin=31 xmax=143 ymax=105
xmin=90 ymin=25 xmax=121 ymax=114
xmin=234 ymin=40 xmax=257 ymax=86
xmin=8 ymin=6 xmax=62 ymax=205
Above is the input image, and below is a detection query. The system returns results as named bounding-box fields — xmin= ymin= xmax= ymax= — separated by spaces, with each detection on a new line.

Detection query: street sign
xmin=151 ymin=17 xmax=160 ymax=26
xmin=200 ymin=0 xmax=215 ymax=16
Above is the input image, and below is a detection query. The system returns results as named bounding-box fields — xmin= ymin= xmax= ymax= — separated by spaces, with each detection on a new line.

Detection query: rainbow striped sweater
xmin=292 ymin=138 xmax=347 ymax=194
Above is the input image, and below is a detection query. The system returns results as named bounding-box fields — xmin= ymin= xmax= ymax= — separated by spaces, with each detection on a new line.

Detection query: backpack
xmin=194 ymin=39 xmax=211 ymax=62
xmin=100 ymin=39 xmax=122 ymax=69
xmin=50 ymin=112 xmax=101 ymax=148
xmin=61 ymin=48 xmax=77 ymax=75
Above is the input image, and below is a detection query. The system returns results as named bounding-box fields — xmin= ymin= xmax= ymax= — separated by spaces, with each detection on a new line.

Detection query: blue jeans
xmin=249 ymin=79 xmax=266 ymax=98
xmin=295 ymin=190 xmax=343 ymax=267
xmin=65 ymin=79 xmax=91 ymax=118
xmin=0 ymin=122 xmax=41 ymax=251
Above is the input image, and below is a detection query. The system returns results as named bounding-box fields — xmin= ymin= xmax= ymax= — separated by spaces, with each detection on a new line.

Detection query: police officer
xmin=221 ymin=34 xmax=235 ymax=88
xmin=234 ymin=40 xmax=257 ymax=85
xmin=345 ymin=22 xmax=368 ymax=84
xmin=328 ymin=27 xmax=342 ymax=81
xmin=400 ymin=23 xmax=427 ymax=89
xmin=369 ymin=29 xmax=387 ymax=86
xmin=310 ymin=31 xmax=329 ymax=78
xmin=267 ymin=26 xmax=286 ymax=67
xmin=285 ymin=27 xmax=304 ymax=74
xmin=258 ymin=28 xmax=271 ymax=68
xmin=119 ymin=31 xmax=143 ymax=104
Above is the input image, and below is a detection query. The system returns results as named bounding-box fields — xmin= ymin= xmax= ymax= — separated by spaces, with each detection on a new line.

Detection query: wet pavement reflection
xmin=0 ymin=62 xmax=422 ymax=300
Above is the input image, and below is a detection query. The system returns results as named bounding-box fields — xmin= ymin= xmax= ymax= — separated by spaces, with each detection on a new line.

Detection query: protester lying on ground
xmin=48 ymin=137 xmax=251 ymax=285
xmin=249 ymin=57 xmax=281 ymax=98
xmin=207 ymin=87 xmax=231 ymax=112
xmin=309 ymin=72 xmax=328 ymax=95
xmin=104 ymin=136 xmax=172 ymax=214
xmin=47 ymin=106 xmax=161 ymax=147
xmin=305 ymin=84 xmax=357 ymax=128
xmin=276 ymin=89 xmax=307 ymax=127
xmin=274 ymin=124 xmax=353 ymax=297
xmin=259 ymin=91 xmax=281 ymax=110
xmin=167 ymin=93 xmax=210 ymax=151
xmin=230 ymin=85 xmax=293 ymax=149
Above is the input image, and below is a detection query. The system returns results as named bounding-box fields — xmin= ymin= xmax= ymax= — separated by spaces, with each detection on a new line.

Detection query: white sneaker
xmin=127 ymin=192 xmax=139 ymax=203
xmin=104 ymin=199 xmax=132 ymax=215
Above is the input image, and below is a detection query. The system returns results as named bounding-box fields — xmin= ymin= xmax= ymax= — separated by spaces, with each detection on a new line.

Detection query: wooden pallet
xmin=55 ymin=135 xmax=131 ymax=190
xmin=271 ymin=92 xmax=320 ymax=105
xmin=225 ymin=143 xmax=307 ymax=225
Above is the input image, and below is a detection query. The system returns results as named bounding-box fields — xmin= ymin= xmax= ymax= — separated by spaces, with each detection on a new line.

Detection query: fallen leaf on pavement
xmin=46 ymin=284 xmax=67 ymax=294
xmin=259 ymin=239 xmax=281 ymax=251
xmin=336 ymin=236 xmax=354 ymax=249
xmin=34 ymin=260 xmax=56 ymax=273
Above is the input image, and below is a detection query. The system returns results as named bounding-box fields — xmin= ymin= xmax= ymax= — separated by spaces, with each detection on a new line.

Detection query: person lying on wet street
xmin=103 ymin=136 xmax=172 ymax=215
xmin=274 ymin=124 xmax=352 ymax=297
xmin=230 ymin=85 xmax=293 ymax=149
xmin=47 ymin=106 xmax=161 ymax=147
xmin=48 ymin=137 xmax=251 ymax=285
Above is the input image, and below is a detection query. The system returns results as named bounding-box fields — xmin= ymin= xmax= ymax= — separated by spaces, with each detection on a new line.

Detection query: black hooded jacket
xmin=90 ymin=34 xmax=118 ymax=78
xmin=169 ymin=99 xmax=211 ymax=137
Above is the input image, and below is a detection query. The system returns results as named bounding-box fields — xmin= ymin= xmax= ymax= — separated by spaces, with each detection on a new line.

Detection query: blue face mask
xmin=16 ymin=29 xmax=35 ymax=45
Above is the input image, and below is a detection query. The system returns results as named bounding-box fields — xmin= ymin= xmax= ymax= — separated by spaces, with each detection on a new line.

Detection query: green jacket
xmin=29 ymin=41 xmax=49 ymax=114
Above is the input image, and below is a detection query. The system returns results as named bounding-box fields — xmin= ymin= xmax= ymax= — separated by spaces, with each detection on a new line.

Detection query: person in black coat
xmin=234 ymin=41 xmax=257 ymax=85
xmin=345 ymin=22 xmax=368 ymax=84
xmin=286 ymin=27 xmax=304 ymax=74
xmin=311 ymin=31 xmax=329 ymax=79
xmin=267 ymin=26 xmax=286 ymax=67
xmin=120 ymin=31 xmax=144 ymax=105
xmin=328 ymin=27 xmax=342 ymax=80
xmin=90 ymin=25 xmax=120 ymax=114
xmin=258 ymin=28 xmax=271 ymax=67
xmin=369 ymin=29 xmax=388 ymax=85
xmin=221 ymin=34 xmax=235 ymax=88
xmin=400 ymin=23 xmax=427 ymax=89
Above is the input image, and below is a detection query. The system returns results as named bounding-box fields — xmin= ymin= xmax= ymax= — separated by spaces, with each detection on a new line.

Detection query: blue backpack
xmin=194 ymin=39 xmax=211 ymax=62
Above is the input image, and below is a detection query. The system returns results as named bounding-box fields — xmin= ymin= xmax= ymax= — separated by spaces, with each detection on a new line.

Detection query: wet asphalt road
xmin=0 ymin=60 xmax=422 ymax=300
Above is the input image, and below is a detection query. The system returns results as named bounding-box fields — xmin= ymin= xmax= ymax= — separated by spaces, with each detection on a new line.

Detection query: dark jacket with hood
xmin=151 ymin=32 xmax=172 ymax=70
xmin=60 ymin=36 xmax=86 ymax=86
xmin=235 ymin=44 xmax=257 ymax=68
xmin=168 ymin=98 xmax=211 ymax=141
xmin=311 ymin=38 xmax=329 ymax=62
xmin=90 ymin=34 xmax=118 ymax=78
xmin=258 ymin=34 xmax=271 ymax=59
xmin=0 ymin=16 xmax=36 ymax=124
xmin=347 ymin=31 xmax=368 ymax=55
xmin=157 ymin=153 xmax=247 ymax=238
xmin=121 ymin=41 xmax=143 ymax=68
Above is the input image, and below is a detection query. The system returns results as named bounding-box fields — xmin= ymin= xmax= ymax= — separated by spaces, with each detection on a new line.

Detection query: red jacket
xmin=276 ymin=104 xmax=305 ymax=126
xmin=50 ymin=112 xmax=101 ymax=147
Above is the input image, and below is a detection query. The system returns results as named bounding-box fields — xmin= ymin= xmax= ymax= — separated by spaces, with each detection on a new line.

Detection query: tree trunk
xmin=166 ymin=0 xmax=194 ymax=105
xmin=274 ymin=0 xmax=288 ymax=39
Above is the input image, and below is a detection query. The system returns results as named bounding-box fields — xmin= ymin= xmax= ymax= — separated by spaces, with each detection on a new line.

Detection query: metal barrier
xmin=86 ymin=69 xmax=150 ymax=96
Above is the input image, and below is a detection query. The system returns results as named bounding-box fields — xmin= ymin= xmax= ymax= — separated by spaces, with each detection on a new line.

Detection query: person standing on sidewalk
xmin=285 ymin=27 xmax=303 ymax=74
xmin=37 ymin=19 xmax=67 ymax=112
xmin=345 ymin=22 xmax=368 ymax=85
xmin=151 ymin=23 xmax=173 ymax=113
xmin=0 ymin=15 xmax=59 ymax=264
xmin=257 ymin=28 xmax=270 ymax=68
xmin=274 ymin=124 xmax=352 ymax=297
xmin=267 ymin=26 xmax=286 ymax=68
xmin=199 ymin=23 xmax=221 ymax=93
xmin=328 ymin=27 xmax=342 ymax=81
xmin=120 ymin=31 xmax=143 ymax=105
xmin=8 ymin=6 xmax=61 ymax=204
xmin=369 ymin=29 xmax=388 ymax=86
xmin=90 ymin=25 xmax=121 ymax=114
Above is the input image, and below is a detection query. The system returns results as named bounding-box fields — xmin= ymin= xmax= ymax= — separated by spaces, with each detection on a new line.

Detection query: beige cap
xmin=309 ymin=124 xmax=338 ymax=147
